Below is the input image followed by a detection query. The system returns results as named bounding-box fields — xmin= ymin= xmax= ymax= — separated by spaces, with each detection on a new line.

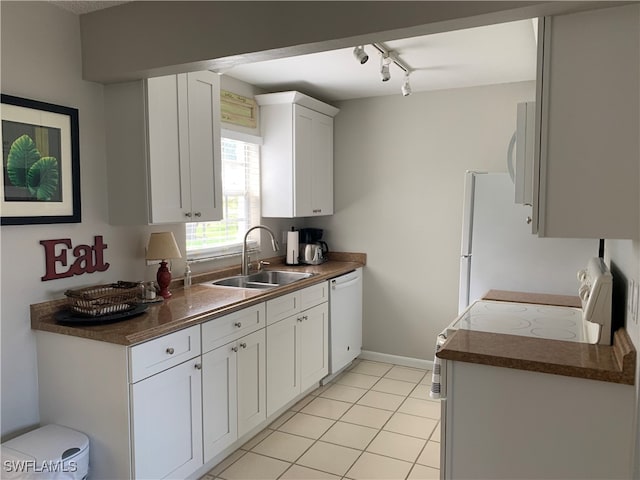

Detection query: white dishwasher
xmin=327 ymin=268 xmax=363 ymax=381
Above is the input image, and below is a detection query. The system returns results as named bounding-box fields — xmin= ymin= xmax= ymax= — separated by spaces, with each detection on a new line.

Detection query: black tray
xmin=55 ymin=303 xmax=149 ymax=325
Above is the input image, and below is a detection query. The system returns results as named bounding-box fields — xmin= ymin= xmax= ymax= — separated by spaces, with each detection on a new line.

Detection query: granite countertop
xmin=437 ymin=290 xmax=636 ymax=385
xmin=31 ymin=253 xmax=365 ymax=346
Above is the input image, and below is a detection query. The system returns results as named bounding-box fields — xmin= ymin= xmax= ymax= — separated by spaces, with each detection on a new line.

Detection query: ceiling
xmin=49 ymin=0 xmax=129 ymax=15
xmin=224 ymin=19 xmax=538 ymax=102
xmin=49 ymin=1 xmax=538 ymax=102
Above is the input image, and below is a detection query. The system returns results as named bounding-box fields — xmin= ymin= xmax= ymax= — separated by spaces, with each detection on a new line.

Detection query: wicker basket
xmin=65 ymin=281 xmax=140 ymax=317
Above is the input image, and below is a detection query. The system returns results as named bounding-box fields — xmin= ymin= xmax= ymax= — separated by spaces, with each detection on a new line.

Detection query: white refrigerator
xmin=458 ymin=171 xmax=598 ymax=312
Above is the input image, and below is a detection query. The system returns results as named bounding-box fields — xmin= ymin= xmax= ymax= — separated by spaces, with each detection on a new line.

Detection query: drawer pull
xmin=166 ymin=347 xmax=175 ymax=355
xmin=231 ymin=346 xmax=238 ymax=353
xmin=234 ymin=322 xmax=242 ymax=328
xmin=240 ymin=342 xmax=247 ymax=349
xmin=194 ymin=363 xmax=202 ymax=370
xmin=297 ymin=317 xmax=303 ymax=323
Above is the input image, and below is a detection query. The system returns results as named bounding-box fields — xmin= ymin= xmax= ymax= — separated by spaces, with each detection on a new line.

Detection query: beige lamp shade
xmin=146 ymin=232 xmax=182 ymax=261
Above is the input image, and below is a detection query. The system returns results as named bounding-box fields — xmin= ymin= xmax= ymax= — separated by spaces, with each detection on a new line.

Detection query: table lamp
xmin=146 ymin=232 xmax=182 ymax=299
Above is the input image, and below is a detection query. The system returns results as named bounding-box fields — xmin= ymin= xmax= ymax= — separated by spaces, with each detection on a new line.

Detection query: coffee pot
xmin=299 ymin=228 xmax=329 ymax=265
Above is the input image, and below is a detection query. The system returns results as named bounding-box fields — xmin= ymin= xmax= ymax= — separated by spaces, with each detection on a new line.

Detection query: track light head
xmin=401 ymin=73 xmax=412 ymax=96
xmin=353 ymin=46 xmax=369 ymax=64
xmin=380 ymin=64 xmax=391 ymax=82
xmin=380 ymin=54 xmax=391 ymax=82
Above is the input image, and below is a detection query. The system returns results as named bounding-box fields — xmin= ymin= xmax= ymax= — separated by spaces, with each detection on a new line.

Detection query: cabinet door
xmin=293 ymin=105 xmax=334 ymax=217
xmin=266 ymin=316 xmax=298 ymax=417
xmin=534 ymin=6 xmax=639 ymax=238
xmin=202 ymin=343 xmax=238 ymax=462
xmin=131 ymin=358 xmax=203 ymax=479
xmin=299 ymin=302 xmax=329 ymax=392
xmin=147 ymin=74 xmax=191 ymax=224
xmin=186 ymin=71 xmax=223 ymax=222
xmin=237 ymin=329 xmax=266 ymax=437
xmin=310 ymin=112 xmax=334 ymax=216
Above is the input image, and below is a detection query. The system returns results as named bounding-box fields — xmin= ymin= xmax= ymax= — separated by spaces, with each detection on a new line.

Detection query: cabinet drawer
xmin=299 ymin=282 xmax=328 ymax=311
xmin=266 ymin=291 xmax=299 ymax=326
xmin=266 ymin=282 xmax=329 ymax=326
xmin=202 ymin=304 xmax=265 ymax=353
xmin=129 ymin=325 xmax=201 ymax=383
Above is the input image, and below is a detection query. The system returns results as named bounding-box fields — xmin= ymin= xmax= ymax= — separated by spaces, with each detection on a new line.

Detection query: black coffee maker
xmin=298 ymin=228 xmax=329 ymax=265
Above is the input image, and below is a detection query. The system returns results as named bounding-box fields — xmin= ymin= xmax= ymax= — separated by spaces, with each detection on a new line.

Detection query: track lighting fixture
xmin=353 ymin=42 xmax=414 ymax=96
xmin=380 ymin=54 xmax=391 ymax=82
xmin=401 ymin=73 xmax=412 ymax=97
xmin=353 ymin=45 xmax=369 ymax=64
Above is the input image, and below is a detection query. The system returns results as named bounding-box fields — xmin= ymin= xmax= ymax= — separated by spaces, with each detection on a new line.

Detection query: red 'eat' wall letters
xmin=40 ymin=236 xmax=110 ymax=281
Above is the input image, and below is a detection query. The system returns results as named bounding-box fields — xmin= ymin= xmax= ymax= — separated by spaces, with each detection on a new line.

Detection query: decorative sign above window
xmin=220 ymin=90 xmax=257 ymax=129
xmin=40 ymin=235 xmax=110 ymax=281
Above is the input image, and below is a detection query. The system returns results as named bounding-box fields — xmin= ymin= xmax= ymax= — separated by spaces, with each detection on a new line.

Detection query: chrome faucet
xmin=242 ymin=225 xmax=280 ymax=275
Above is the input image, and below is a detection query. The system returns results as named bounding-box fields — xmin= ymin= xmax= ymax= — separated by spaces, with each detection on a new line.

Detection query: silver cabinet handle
xmin=297 ymin=317 xmax=303 ymax=323
xmin=184 ymin=212 xmax=192 ymax=218
xmin=234 ymin=322 xmax=242 ymax=328
xmin=240 ymin=342 xmax=247 ymax=349
xmin=166 ymin=347 xmax=175 ymax=355
xmin=231 ymin=346 xmax=238 ymax=353
xmin=526 ymin=216 xmax=532 ymax=224
xmin=194 ymin=212 xmax=202 ymax=217
xmin=194 ymin=363 xmax=202 ymax=370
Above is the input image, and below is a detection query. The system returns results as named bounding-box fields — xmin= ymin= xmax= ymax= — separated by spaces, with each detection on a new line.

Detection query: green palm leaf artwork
xmin=27 ymin=156 xmax=59 ymax=200
xmin=4 ymin=132 xmax=61 ymax=202
xmin=6 ymin=134 xmax=41 ymax=188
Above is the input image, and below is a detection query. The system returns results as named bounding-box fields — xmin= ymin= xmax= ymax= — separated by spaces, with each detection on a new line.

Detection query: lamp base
xmin=156 ymin=261 xmax=172 ymax=299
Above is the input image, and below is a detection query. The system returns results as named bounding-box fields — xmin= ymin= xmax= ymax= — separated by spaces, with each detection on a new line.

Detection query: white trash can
xmin=1 ymin=425 xmax=89 ymax=479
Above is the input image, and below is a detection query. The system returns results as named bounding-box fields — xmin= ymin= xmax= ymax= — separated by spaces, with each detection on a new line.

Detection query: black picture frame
xmin=1 ymin=94 xmax=81 ymax=225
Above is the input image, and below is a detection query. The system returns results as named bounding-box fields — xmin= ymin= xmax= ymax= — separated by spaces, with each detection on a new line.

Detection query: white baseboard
xmin=359 ymin=350 xmax=434 ymax=370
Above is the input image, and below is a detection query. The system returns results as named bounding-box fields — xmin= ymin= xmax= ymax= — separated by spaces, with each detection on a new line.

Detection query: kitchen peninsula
xmin=437 ymin=290 xmax=636 ymax=479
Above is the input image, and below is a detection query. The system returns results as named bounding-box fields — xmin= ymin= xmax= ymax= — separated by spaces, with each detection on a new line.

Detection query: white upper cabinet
xmin=532 ymin=5 xmax=639 ymax=238
xmin=105 ymin=71 xmax=222 ymax=225
xmin=256 ymin=91 xmax=339 ymax=218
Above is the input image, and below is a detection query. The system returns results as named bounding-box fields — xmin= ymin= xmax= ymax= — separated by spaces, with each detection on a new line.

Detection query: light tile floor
xmin=200 ymin=359 xmax=440 ymax=480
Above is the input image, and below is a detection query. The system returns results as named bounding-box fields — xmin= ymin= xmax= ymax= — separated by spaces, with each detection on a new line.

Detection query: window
xmin=186 ymin=134 xmax=260 ymax=259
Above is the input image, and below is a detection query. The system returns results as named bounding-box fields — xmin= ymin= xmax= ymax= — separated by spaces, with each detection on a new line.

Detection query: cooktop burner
xmin=451 ymin=300 xmax=599 ymax=344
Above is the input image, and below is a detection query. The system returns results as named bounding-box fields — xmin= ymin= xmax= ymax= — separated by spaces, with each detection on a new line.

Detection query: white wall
xmin=310 ymin=81 xmax=535 ymax=359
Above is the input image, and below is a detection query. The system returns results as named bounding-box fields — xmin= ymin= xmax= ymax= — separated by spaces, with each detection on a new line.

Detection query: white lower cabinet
xmin=129 ymin=325 xmax=203 ymax=479
xmin=35 ymin=282 xmax=331 ymax=479
xmin=201 ymin=307 xmax=267 ymax=463
xmin=202 ymin=338 xmax=238 ymax=460
xmin=130 ymin=358 xmax=203 ymax=479
xmin=266 ymin=301 xmax=329 ymax=417
xmin=236 ymin=329 xmax=266 ymax=436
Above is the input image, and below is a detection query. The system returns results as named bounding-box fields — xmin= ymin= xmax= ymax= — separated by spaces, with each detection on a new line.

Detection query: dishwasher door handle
xmin=331 ymin=275 xmax=361 ymax=290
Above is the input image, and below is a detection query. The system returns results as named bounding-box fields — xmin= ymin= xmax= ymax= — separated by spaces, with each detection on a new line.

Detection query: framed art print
xmin=1 ymin=94 xmax=80 ymax=225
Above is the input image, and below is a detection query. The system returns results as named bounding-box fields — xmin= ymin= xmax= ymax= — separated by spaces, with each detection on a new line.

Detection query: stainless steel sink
xmin=211 ymin=270 xmax=315 ymax=289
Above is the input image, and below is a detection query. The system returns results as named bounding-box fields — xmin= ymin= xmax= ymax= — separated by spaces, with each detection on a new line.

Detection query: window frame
xmin=185 ymin=129 xmax=262 ymax=261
